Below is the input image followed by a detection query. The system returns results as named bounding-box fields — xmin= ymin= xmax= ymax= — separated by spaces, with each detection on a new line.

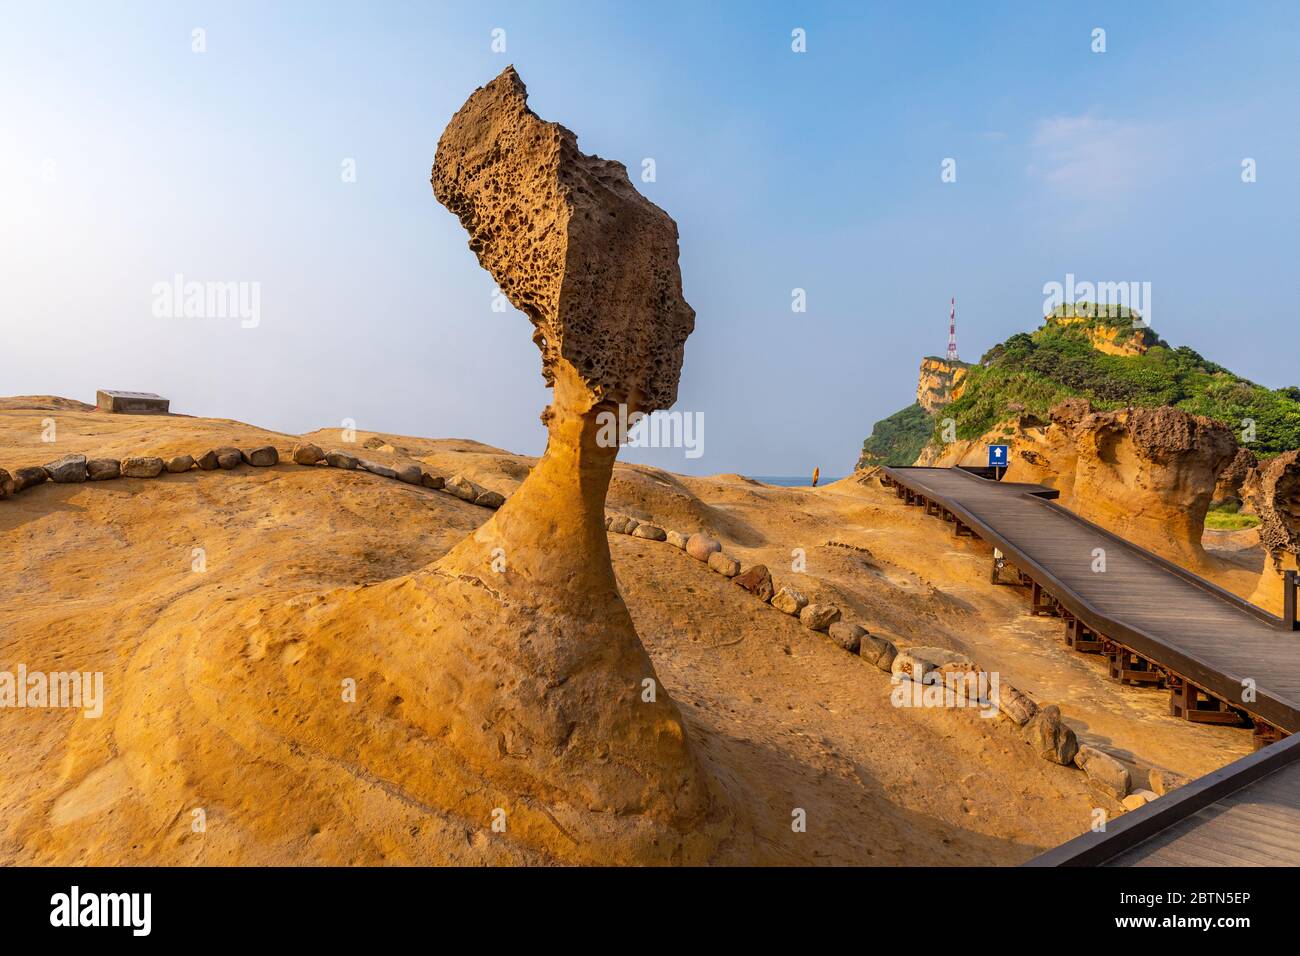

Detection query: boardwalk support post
xmin=1030 ymin=580 xmax=1060 ymax=617
xmin=1168 ymin=676 xmax=1248 ymax=727
xmin=1107 ymin=646 xmax=1164 ymax=687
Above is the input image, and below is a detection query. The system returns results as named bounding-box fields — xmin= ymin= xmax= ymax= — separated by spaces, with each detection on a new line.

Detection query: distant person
xmin=812 ymin=466 xmax=820 ymax=488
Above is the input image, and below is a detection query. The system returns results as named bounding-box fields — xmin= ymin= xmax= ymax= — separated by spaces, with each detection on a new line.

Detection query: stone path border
xmin=0 ymin=441 xmax=505 ymax=511
xmin=603 ymin=510 xmax=1177 ymax=815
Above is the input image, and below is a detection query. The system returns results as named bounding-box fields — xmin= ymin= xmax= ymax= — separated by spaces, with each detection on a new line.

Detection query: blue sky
xmin=3 ymin=1 xmax=1297 ymax=475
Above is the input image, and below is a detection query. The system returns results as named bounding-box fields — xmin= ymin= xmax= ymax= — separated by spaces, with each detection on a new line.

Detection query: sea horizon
xmin=746 ymin=475 xmax=843 ymax=487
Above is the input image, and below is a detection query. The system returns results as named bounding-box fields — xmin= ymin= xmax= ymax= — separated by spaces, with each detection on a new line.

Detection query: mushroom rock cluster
xmin=146 ymin=66 xmax=730 ymax=867
xmin=1068 ymin=405 xmax=1238 ymax=570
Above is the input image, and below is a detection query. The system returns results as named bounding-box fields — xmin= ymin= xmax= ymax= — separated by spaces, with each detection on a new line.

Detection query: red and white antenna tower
xmin=946 ymin=297 xmax=959 ymax=362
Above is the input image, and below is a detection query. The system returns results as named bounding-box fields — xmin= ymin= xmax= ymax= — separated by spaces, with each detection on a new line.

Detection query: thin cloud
xmin=1027 ymin=114 xmax=1173 ymax=201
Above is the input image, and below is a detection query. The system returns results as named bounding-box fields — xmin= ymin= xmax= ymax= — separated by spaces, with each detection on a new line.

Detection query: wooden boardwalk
xmin=1029 ymin=732 xmax=1300 ymax=866
xmin=879 ymin=466 xmax=1300 ymax=739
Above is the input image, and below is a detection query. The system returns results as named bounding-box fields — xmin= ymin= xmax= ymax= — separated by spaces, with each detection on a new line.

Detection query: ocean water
xmin=747 ymin=475 xmax=842 ymax=487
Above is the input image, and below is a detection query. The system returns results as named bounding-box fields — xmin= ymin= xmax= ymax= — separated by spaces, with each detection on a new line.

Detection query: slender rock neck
xmin=439 ymin=362 xmax=632 ymax=598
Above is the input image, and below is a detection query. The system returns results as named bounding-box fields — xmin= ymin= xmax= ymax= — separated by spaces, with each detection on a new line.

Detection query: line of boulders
xmin=604 ymin=512 xmax=898 ymax=669
xmin=884 ymin=644 xmax=1186 ymax=807
xmin=883 ymin=643 xmax=1088 ymax=771
xmin=604 ymin=510 xmax=1188 ymax=813
xmin=0 ymin=442 xmax=506 ymax=510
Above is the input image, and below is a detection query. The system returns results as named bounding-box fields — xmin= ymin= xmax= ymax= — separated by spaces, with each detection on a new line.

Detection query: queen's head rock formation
xmin=409 ymin=64 xmax=721 ymax=857
xmin=113 ymin=67 xmax=731 ymax=867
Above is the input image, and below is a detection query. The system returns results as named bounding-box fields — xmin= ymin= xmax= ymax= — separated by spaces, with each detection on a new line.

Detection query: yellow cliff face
xmin=916 ymin=357 xmax=970 ymax=414
xmin=1046 ymin=310 xmax=1159 ymax=356
xmin=1084 ymin=324 xmax=1156 ymax=357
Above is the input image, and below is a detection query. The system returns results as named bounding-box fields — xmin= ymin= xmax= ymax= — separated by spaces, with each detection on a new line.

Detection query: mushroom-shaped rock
xmin=431 ymin=66 xmax=694 ymax=412
xmin=1244 ymin=449 xmax=1300 ymax=614
xmin=411 ymin=66 xmax=722 ymax=860
xmin=1070 ymin=406 xmax=1238 ymax=570
xmin=176 ymin=67 xmax=728 ymax=868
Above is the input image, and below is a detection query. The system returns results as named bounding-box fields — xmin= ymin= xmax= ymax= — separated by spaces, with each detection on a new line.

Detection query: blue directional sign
xmin=988 ymin=444 xmax=1009 ymax=468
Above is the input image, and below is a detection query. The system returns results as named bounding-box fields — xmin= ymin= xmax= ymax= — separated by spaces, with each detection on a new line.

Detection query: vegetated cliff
xmin=857 ymin=357 xmax=969 ymax=467
xmin=858 ymin=403 xmax=934 ymax=468
xmin=858 ymin=303 xmax=1300 ymax=469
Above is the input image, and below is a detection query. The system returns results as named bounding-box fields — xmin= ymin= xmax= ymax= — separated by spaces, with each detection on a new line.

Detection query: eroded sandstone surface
xmin=431 ymin=65 xmax=694 ymax=413
xmin=1245 ymin=450 xmax=1300 ymax=614
xmin=418 ymin=66 xmax=725 ymax=859
xmin=1069 ymin=405 xmax=1238 ymax=570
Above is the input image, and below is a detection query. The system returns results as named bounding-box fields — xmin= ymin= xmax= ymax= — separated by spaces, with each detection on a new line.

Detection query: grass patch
xmin=1204 ymin=510 xmax=1261 ymax=531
